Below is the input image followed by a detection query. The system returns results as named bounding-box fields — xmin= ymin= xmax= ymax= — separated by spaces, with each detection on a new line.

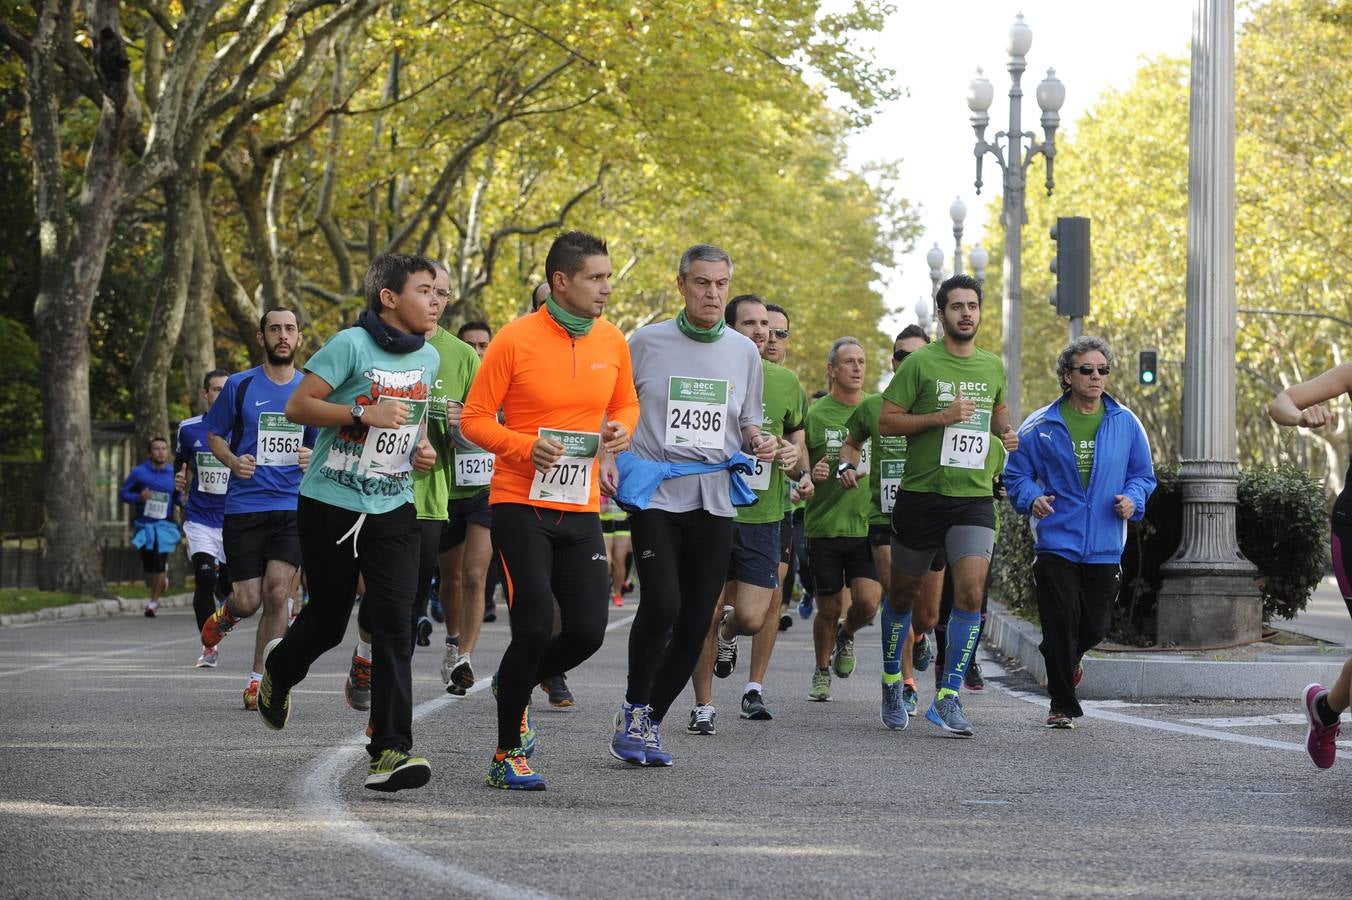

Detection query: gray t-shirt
xmin=628 ymin=319 xmax=765 ymax=516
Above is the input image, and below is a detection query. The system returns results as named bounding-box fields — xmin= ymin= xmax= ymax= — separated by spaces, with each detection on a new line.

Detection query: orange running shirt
xmin=460 ymin=306 xmax=640 ymax=513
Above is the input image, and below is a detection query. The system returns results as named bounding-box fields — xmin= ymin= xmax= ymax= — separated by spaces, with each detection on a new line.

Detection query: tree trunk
xmin=180 ymin=191 xmax=218 ymax=414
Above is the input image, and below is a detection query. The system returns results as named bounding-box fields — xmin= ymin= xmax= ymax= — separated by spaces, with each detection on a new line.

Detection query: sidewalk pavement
xmin=985 ymin=575 xmax=1352 ymax=701
xmin=0 ymin=592 xmax=195 ymax=627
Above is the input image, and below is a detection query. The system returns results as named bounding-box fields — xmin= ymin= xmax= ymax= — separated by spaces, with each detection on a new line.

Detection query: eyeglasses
xmin=892 ymin=349 xmax=910 ymax=362
xmin=1074 ymin=365 xmax=1111 ymax=376
xmin=769 ymin=328 xmax=789 ymax=340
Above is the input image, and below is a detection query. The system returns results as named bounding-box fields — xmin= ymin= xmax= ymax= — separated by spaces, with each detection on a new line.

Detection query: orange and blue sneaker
xmin=520 ymin=706 xmax=537 ymax=758
xmin=242 ymin=677 xmax=260 ymax=711
xmin=487 ymin=749 xmax=546 ymax=791
xmin=201 ymin=604 xmax=239 ymax=648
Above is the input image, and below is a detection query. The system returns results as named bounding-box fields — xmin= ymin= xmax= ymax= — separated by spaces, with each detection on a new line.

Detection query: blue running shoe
xmin=925 ymin=694 xmax=974 ymax=737
xmin=798 ymin=593 xmax=814 ymax=620
xmin=880 ymin=679 xmax=908 ymax=731
xmin=902 ymin=683 xmax=919 ymax=715
xmin=912 ymin=632 xmax=933 ymax=672
xmin=610 ymin=703 xmax=648 ymax=765
xmin=642 ymin=717 xmax=673 ymax=767
xmin=429 ymin=592 xmax=444 ymax=624
xmin=486 ymin=750 xmax=546 ymax=791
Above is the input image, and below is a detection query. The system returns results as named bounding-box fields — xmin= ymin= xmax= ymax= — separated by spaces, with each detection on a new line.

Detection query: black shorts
xmin=139 ymin=549 xmax=169 ymax=574
xmin=602 ymin=516 xmax=631 ymax=536
xmin=726 ymin=521 xmax=780 ymax=589
xmin=779 ymin=512 xmax=796 ymax=565
xmin=223 ymin=510 xmax=302 ymax=582
xmin=891 ymin=491 xmax=994 ymax=576
xmin=442 ymin=491 xmax=491 ymax=552
xmin=807 ymin=536 xmax=877 ymax=595
xmin=868 ymin=523 xmax=892 ymax=547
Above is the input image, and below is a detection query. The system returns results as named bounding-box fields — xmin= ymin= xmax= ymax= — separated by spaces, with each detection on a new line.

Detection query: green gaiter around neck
xmin=546 ymin=294 xmax=594 ymax=337
xmin=676 ymin=309 xmax=725 ymax=343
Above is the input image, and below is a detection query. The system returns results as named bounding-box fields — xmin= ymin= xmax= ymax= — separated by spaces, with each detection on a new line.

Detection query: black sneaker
xmin=415 ymin=616 xmax=433 ymax=647
xmin=740 ymin=689 xmax=772 ymax=720
xmin=541 ymin=674 xmax=575 ymax=708
xmin=257 ymin=638 xmax=290 ymax=730
xmin=779 ymin=613 xmax=793 ymax=632
xmin=687 ymin=704 xmax=716 ymax=735
xmin=964 ymin=660 xmax=985 ymax=691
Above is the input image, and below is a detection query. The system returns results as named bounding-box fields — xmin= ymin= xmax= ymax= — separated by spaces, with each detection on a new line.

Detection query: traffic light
xmin=1049 ymin=216 xmax=1090 ymax=317
xmin=1138 ymin=350 xmax=1158 ymax=386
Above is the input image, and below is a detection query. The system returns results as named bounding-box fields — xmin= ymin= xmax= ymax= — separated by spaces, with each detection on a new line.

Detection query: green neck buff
xmin=676 ymin=309 xmax=725 ymax=343
xmin=546 ymin=294 xmax=593 ymax=337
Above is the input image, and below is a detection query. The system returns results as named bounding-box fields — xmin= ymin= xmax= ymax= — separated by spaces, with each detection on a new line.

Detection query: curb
xmin=0 ymin=592 xmax=195 ymax=627
xmin=985 ymin=598 xmax=1352 ymax=701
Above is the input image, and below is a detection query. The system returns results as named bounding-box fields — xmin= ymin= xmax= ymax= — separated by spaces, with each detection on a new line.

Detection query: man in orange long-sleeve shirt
xmin=460 ymin=230 xmax=639 ymax=791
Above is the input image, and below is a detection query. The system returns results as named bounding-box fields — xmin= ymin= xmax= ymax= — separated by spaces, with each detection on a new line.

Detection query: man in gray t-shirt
xmin=608 ymin=243 xmax=776 ymax=768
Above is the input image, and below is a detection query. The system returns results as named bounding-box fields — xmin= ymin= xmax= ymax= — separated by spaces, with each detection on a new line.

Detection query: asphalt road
xmin=3 ymin=602 xmax=1351 ymax=899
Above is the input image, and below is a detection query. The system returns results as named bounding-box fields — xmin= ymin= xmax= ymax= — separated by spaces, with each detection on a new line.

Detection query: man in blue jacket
xmin=1004 ymin=336 xmax=1155 ymax=728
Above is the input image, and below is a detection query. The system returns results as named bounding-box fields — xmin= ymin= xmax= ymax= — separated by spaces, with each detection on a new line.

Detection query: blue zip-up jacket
xmin=1004 ymin=393 xmax=1155 ymax=564
xmin=119 ymin=460 xmax=180 ymax=526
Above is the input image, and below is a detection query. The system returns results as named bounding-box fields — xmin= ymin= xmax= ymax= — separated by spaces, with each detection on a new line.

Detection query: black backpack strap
xmin=229 ymin=374 xmax=256 ymax=455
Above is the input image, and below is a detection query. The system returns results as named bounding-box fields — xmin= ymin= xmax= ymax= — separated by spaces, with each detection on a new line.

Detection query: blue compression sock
xmin=939 ymin=608 xmax=982 ymax=697
xmin=881 ymin=596 xmax=910 ymax=681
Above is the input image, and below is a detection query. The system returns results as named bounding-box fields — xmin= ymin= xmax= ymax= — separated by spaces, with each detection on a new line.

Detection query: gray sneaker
xmin=687 ymin=704 xmax=716 ymax=735
xmin=912 ymin=632 xmax=934 ymax=672
xmin=880 ymin=679 xmax=908 ymax=731
xmin=440 ymin=641 xmax=460 ymax=686
xmin=714 ymin=606 xmax=737 ymax=678
xmin=925 ymin=694 xmax=974 ymax=737
xmin=740 ymin=690 xmax=772 ymax=720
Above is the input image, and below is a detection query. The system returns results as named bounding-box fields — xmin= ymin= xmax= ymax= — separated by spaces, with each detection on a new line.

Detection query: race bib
xmin=357 ymin=397 xmax=427 ymax=475
xmin=454 ymin=449 xmax=494 ymax=487
xmin=857 ymin=442 xmax=871 ymax=477
xmin=257 ymin=412 xmax=303 ymax=467
xmin=941 ymin=409 xmax=991 ymax=470
xmin=196 ymin=452 xmax=230 ymax=496
xmin=665 ymin=376 xmax=728 ymax=448
xmin=880 ymin=459 xmax=903 ymax=515
xmin=529 ymin=429 xmax=599 ymax=505
xmin=143 ymin=491 xmax=171 ymax=520
xmin=745 ymin=457 xmax=773 ymax=491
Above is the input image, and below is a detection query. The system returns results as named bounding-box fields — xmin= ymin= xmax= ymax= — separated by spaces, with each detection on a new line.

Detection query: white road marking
xmin=299 ymin=612 xmax=638 ymax=898
xmin=0 ymin=635 xmax=206 ymax=678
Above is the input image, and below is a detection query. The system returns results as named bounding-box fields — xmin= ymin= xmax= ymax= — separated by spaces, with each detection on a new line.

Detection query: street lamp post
xmin=914 ymin=297 xmax=933 ymax=339
xmin=967 ymin=13 xmax=1065 ymax=425
xmin=926 ymin=243 xmax=945 ymax=300
xmin=969 ymin=243 xmax=990 ymax=283
xmin=950 ymin=196 xmax=967 ymax=275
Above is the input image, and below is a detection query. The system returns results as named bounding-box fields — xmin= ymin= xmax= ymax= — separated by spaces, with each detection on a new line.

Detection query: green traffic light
xmin=1143 ymin=372 xmax=1154 ymax=384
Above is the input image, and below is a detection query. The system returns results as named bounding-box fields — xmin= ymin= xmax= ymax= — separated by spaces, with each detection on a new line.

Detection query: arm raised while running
xmin=878 ymin=392 xmax=975 ymax=437
xmin=1270 ymin=362 xmax=1352 ymax=428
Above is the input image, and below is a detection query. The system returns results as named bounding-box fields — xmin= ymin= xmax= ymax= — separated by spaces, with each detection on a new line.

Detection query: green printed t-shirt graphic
xmin=737 ymin=360 xmax=806 ymax=525
xmin=415 ymin=327 xmax=481 ymax=518
xmin=881 ymin=341 xmax=1006 ymax=498
xmin=804 ymin=394 xmax=871 ymax=539
xmin=1060 ymin=398 xmax=1105 ymax=488
xmin=301 ymin=327 xmax=439 ymax=515
xmin=846 ymin=392 xmax=908 ymax=525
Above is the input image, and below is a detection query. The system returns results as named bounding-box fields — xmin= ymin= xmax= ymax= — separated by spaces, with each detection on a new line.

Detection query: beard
xmin=944 ymin=323 xmax=977 ymax=343
xmin=264 ymin=340 xmax=294 ymax=365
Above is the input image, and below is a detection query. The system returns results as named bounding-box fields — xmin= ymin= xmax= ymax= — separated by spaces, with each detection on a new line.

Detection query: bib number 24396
xmin=665 ymin=376 xmax=729 ymax=449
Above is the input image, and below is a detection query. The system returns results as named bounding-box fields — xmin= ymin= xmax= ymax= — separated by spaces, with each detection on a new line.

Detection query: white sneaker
xmin=195 ymin=646 xmax=218 ymax=668
xmin=440 ymin=642 xmax=460 ymax=685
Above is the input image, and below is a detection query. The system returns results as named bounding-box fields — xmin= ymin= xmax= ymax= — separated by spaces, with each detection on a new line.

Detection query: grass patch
xmin=0 ymin=581 xmax=183 ymax=615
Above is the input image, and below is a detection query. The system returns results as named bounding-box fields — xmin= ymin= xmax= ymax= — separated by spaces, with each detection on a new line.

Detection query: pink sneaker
xmin=1301 ymin=683 xmax=1340 ymax=770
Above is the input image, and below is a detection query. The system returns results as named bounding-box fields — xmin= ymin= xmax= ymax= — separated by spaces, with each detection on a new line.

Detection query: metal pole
xmin=1068 ymin=316 xmax=1082 ymax=341
xmin=1002 ymin=53 xmax=1026 ymax=426
xmin=953 ymin=222 xmax=964 ymax=276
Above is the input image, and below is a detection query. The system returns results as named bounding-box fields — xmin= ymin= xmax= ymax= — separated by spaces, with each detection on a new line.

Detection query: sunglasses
xmin=769 ymin=328 xmax=790 ymax=340
xmin=893 ymin=349 xmax=910 ymax=362
xmin=1074 ymin=365 xmax=1111 ymax=376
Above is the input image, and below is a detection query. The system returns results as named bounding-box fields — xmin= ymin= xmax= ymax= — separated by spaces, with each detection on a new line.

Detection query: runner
xmin=688 ymin=294 xmax=805 ymax=733
xmin=601 ymin=495 xmax=631 ymax=608
xmin=802 ymin=337 xmax=880 ymax=703
xmin=610 ymin=244 xmax=775 ymax=766
xmin=1268 ymin=363 xmax=1352 ymax=767
xmin=119 ymin=437 xmax=180 ymax=617
xmin=840 ymin=325 xmax=943 ymax=728
xmin=457 ymin=320 xmax=492 ymax=358
xmin=461 ymin=230 xmax=639 ymax=790
xmin=175 ymin=369 xmax=234 ymax=664
xmin=257 ymin=252 xmax=441 ymax=793
xmin=200 ymin=308 xmax=313 ymax=709
xmin=878 ymin=274 xmax=1018 ymax=736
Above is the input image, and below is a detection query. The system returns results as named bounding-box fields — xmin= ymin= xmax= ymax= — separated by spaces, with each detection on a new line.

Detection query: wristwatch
xmin=836 ymin=461 xmax=856 ymax=478
xmin=350 ymin=403 xmax=365 ymax=426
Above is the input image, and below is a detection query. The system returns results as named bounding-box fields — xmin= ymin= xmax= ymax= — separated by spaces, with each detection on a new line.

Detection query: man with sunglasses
xmin=1004 ymin=335 xmax=1155 ymax=728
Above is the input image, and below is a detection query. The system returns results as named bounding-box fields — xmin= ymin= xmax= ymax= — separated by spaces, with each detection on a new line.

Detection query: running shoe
xmin=612 ymin=592 xmax=624 ymax=608
xmin=345 ymin=650 xmax=372 ymax=711
xmin=808 ymin=667 xmax=831 ymax=702
xmin=740 ymin=690 xmax=772 ymax=721
xmin=257 ymin=638 xmax=290 ymax=730
xmin=797 ymin=593 xmax=814 ymax=620
xmin=448 ymin=656 xmax=475 ymax=696
xmin=610 ymin=703 xmax=649 ymax=765
xmin=541 ymin=674 xmax=574 ymax=708
xmin=687 ymin=704 xmax=717 ymax=735
xmin=912 ymin=631 xmax=933 ymax=672
xmin=520 ymin=706 xmax=537 ymax=758
xmin=1045 ymin=706 xmax=1074 ymax=729
xmin=415 ymin=616 xmax=433 ymax=647
xmin=881 ymin=679 xmax=908 ymax=731
xmin=242 ymin=677 xmax=260 ymax=711
xmin=642 ymin=717 xmax=673 ymax=767
xmin=714 ymin=606 xmax=738 ymax=679
xmin=622 ymin=579 xmax=636 ymax=595
xmin=1073 ymin=661 xmax=1084 ymax=687
xmin=964 ymin=660 xmax=985 ymax=691
xmin=1302 ymin=683 xmax=1341 ymax=769
xmin=486 ymin=750 xmax=546 ymax=791
xmin=830 ymin=626 xmax=856 ymax=678
xmin=429 ymin=592 xmax=444 ymax=624
xmin=440 ymin=641 xmax=460 ymax=688
xmin=201 ymin=605 xmax=239 ymax=648
xmin=779 ymin=613 xmax=793 ymax=632
xmin=925 ymin=694 xmax=974 ymax=737
xmin=195 ymin=646 xmax=218 ymax=668
xmin=144 ymin=600 xmax=158 ymax=618
xmin=365 ymin=749 xmax=431 ymax=793
xmin=901 ymin=683 xmax=919 ymax=715
xmin=483 ymin=603 xmax=497 ymax=623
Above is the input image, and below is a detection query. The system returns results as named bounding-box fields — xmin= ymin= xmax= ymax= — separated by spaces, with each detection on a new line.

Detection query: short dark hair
xmin=147 ymin=436 xmax=168 ymax=451
xmin=936 ymin=273 xmax=983 ymax=311
xmin=258 ymin=306 xmax=298 ymax=334
xmin=894 ymin=324 xmax=930 ymax=344
xmin=531 ymin=281 xmax=550 ymax=311
xmin=724 ymin=294 xmax=767 ymax=327
xmin=765 ymin=303 xmax=790 ymax=327
xmin=202 ymin=369 xmax=229 ymax=390
xmin=545 ymin=231 xmax=608 ymax=287
xmin=363 ymin=253 xmax=438 ymax=311
xmin=458 ymin=321 xmax=492 ymax=340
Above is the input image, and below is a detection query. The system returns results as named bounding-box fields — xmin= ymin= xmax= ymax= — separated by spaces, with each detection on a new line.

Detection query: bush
xmin=989 ymin=464 xmax=1328 ymax=644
